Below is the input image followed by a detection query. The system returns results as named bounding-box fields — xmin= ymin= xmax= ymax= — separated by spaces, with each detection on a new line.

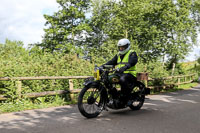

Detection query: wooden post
xmin=144 ymin=80 xmax=148 ymax=87
xmin=192 ymin=75 xmax=194 ymax=81
xmin=16 ymin=81 xmax=22 ymax=99
xmin=137 ymin=73 xmax=148 ymax=87
xmin=163 ymin=78 xmax=166 ymax=85
xmin=69 ymin=79 xmax=74 ymax=100
xmin=177 ymin=78 xmax=180 ymax=88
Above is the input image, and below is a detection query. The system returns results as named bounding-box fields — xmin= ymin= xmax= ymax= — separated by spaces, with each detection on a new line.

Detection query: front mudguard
xmin=84 ymin=80 xmax=101 ymax=88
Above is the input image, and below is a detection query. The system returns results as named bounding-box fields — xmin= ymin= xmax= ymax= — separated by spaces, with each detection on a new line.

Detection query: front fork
xmin=99 ymin=85 xmax=109 ymax=107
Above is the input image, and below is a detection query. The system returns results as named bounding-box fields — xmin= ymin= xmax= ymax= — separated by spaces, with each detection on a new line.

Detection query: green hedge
xmin=0 ymin=40 xmax=94 ymax=102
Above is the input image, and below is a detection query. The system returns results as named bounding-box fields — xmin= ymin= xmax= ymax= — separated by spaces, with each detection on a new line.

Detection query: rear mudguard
xmin=137 ymin=81 xmax=150 ymax=95
xmin=145 ymin=87 xmax=150 ymax=95
xmin=84 ymin=80 xmax=108 ymax=104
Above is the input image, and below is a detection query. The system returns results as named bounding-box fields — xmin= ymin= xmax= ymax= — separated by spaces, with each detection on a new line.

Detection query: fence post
xmin=192 ymin=74 xmax=195 ymax=81
xmin=16 ymin=81 xmax=22 ymax=99
xmin=177 ymin=78 xmax=180 ymax=88
xmin=137 ymin=73 xmax=148 ymax=87
xmin=69 ymin=79 xmax=74 ymax=100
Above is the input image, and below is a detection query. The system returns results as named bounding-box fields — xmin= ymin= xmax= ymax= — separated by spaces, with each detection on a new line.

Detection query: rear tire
xmin=78 ymin=86 xmax=102 ymax=118
xmin=129 ymin=84 xmax=145 ymax=110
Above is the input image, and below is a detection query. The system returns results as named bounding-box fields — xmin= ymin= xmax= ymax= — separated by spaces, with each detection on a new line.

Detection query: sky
xmin=0 ymin=0 xmax=199 ymax=61
xmin=0 ymin=0 xmax=59 ymax=45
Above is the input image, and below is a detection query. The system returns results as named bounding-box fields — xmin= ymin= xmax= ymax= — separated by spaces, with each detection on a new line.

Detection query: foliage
xmin=1 ymin=0 xmax=200 ymax=113
xmin=145 ymin=62 xmax=169 ymax=78
xmin=194 ymin=57 xmax=200 ymax=76
xmin=197 ymin=57 xmax=200 ymax=64
xmin=36 ymin=0 xmax=200 ymax=68
xmin=0 ymin=40 xmax=94 ymax=103
xmin=0 ymin=39 xmax=198 ymax=113
xmin=0 ymin=97 xmax=72 ymax=113
xmin=39 ymin=0 xmax=91 ymax=52
xmin=90 ymin=0 xmax=199 ymax=64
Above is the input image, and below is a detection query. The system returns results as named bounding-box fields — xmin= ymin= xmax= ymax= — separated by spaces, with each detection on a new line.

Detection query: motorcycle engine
xmin=107 ymin=99 xmax=125 ymax=109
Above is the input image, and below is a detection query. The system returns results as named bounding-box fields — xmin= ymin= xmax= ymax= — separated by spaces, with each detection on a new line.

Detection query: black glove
xmin=117 ymin=66 xmax=127 ymax=73
xmin=99 ymin=65 xmax=104 ymax=70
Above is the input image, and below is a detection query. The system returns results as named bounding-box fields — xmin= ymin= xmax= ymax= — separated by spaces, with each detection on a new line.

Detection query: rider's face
xmin=118 ymin=46 xmax=126 ymax=51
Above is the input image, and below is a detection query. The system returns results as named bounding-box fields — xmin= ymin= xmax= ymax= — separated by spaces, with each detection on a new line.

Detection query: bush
xmin=0 ymin=40 xmax=94 ymax=102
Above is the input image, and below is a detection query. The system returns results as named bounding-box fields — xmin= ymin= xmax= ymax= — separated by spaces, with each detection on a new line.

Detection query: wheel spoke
xmin=91 ymin=88 xmax=98 ymax=96
xmin=82 ymin=103 xmax=98 ymax=114
xmin=92 ymin=104 xmax=97 ymax=113
xmin=88 ymin=105 xmax=93 ymax=114
xmin=93 ymin=92 xmax=100 ymax=99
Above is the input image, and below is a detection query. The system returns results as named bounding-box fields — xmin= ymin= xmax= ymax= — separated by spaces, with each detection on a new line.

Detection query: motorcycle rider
xmin=102 ymin=38 xmax=140 ymax=106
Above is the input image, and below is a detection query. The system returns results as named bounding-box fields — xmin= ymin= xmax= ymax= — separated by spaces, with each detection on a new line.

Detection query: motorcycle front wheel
xmin=78 ymin=85 xmax=103 ymax=118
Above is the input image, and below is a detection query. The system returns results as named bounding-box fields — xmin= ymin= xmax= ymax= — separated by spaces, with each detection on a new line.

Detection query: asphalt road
xmin=0 ymin=84 xmax=200 ymax=133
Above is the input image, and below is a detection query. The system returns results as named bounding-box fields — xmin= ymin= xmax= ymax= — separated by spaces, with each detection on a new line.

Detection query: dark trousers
xmin=110 ymin=73 xmax=144 ymax=101
xmin=119 ymin=73 xmax=137 ymax=96
xmin=118 ymin=73 xmax=145 ymax=101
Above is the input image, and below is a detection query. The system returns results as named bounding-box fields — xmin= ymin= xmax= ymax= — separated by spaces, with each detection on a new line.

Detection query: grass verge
xmin=151 ymin=82 xmax=199 ymax=94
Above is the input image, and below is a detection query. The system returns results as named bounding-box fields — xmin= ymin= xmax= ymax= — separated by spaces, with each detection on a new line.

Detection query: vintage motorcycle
xmin=78 ymin=65 xmax=150 ymax=118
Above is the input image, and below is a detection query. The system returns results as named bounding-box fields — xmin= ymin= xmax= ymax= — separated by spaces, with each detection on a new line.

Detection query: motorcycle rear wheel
xmin=78 ymin=86 xmax=102 ymax=118
xmin=129 ymin=87 xmax=145 ymax=110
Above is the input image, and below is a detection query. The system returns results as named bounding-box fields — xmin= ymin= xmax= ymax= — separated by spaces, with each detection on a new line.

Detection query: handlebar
xmin=100 ymin=66 xmax=119 ymax=73
xmin=103 ymin=65 xmax=114 ymax=69
xmin=95 ymin=65 xmax=120 ymax=74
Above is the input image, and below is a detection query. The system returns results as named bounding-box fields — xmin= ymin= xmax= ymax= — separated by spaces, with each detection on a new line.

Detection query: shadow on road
xmin=0 ymin=105 xmax=157 ymax=133
xmin=0 ymin=105 xmax=156 ymax=133
xmin=0 ymin=105 xmax=82 ymax=133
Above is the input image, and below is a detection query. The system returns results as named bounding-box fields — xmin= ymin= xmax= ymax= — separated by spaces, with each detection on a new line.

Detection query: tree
xmin=39 ymin=0 xmax=91 ymax=53
xmin=90 ymin=0 xmax=199 ymax=65
xmin=37 ymin=0 xmax=200 ymax=68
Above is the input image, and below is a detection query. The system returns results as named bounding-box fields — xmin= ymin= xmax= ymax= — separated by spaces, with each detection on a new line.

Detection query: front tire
xmin=78 ymin=85 xmax=102 ymax=118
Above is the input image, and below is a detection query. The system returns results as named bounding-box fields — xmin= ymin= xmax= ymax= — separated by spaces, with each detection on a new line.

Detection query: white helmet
xmin=117 ymin=38 xmax=131 ymax=55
